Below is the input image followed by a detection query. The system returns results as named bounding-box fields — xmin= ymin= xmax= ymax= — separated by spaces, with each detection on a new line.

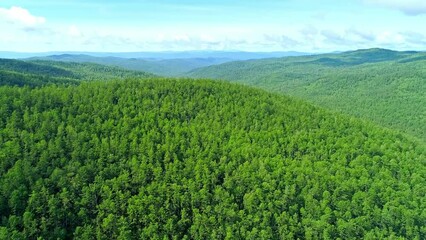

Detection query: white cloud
xmin=366 ymin=0 xmax=426 ymax=15
xmin=0 ymin=6 xmax=46 ymax=26
xmin=263 ymin=34 xmax=302 ymax=49
xmin=68 ymin=25 xmax=82 ymax=37
xmin=346 ymin=28 xmax=376 ymax=42
xmin=375 ymin=31 xmax=404 ymax=44
xmin=173 ymin=34 xmax=191 ymax=42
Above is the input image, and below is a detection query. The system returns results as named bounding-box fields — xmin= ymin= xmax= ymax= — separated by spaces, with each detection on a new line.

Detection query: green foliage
xmin=0 ymin=59 xmax=76 ymax=78
xmin=188 ymin=49 xmax=426 ymax=141
xmin=0 ymin=58 xmax=155 ymax=87
xmin=0 ymin=70 xmax=79 ymax=88
xmin=0 ymin=79 xmax=425 ymax=239
xmin=31 ymin=60 xmax=155 ymax=80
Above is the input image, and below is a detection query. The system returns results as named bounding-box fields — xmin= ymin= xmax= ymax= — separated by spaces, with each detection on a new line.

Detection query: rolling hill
xmin=0 ymin=58 xmax=154 ymax=87
xmin=0 ymin=78 xmax=425 ymax=239
xmin=27 ymin=55 xmax=232 ymax=76
xmin=188 ymin=48 xmax=426 ymax=141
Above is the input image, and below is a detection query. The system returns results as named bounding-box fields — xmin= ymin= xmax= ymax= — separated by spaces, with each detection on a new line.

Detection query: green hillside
xmin=31 ymin=60 xmax=155 ymax=80
xmin=0 ymin=79 xmax=425 ymax=239
xmin=0 ymin=70 xmax=79 ymax=88
xmin=188 ymin=48 xmax=426 ymax=141
xmin=0 ymin=58 xmax=154 ymax=87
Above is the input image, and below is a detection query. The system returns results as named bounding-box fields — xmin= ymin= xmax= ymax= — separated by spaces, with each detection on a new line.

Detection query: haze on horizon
xmin=1 ymin=0 xmax=426 ymax=53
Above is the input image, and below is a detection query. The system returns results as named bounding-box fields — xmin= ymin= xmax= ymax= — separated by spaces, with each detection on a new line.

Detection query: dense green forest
xmin=0 ymin=78 xmax=425 ymax=239
xmin=188 ymin=48 xmax=426 ymax=142
xmin=0 ymin=58 xmax=154 ymax=87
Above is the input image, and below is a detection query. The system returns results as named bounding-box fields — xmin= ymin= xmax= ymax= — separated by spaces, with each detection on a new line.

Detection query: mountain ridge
xmin=0 ymin=50 xmax=309 ymax=60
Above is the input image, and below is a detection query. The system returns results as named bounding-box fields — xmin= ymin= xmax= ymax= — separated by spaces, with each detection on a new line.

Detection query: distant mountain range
xmin=0 ymin=51 xmax=308 ymax=60
xmin=25 ymin=55 xmax=232 ymax=76
xmin=1 ymin=51 xmax=308 ymax=76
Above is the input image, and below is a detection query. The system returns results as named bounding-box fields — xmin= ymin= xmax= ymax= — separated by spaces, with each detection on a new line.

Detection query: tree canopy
xmin=0 ymin=79 xmax=425 ymax=239
xmin=0 ymin=58 xmax=154 ymax=87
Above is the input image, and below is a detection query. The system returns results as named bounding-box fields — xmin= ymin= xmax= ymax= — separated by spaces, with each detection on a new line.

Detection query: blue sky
xmin=1 ymin=0 xmax=426 ymax=52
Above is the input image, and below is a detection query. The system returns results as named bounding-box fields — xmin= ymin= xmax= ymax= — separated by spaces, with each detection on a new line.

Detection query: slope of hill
xmin=188 ymin=48 xmax=426 ymax=141
xmin=0 ymin=58 xmax=154 ymax=87
xmin=0 ymin=70 xmax=79 ymax=88
xmin=0 ymin=59 xmax=76 ymax=78
xmin=0 ymin=79 xmax=425 ymax=239
xmin=31 ymin=60 xmax=155 ymax=80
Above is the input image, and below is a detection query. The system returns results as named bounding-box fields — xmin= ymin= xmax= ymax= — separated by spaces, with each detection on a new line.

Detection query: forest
xmin=188 ymin=48 xmax=426 ymax=142
xmin=2 ymin=0 xmax=426 ymax=237
xmin=0 ymin=69 xmax=425 ymax=239
xmin=0 ymin=59 xmax=154 ymax=87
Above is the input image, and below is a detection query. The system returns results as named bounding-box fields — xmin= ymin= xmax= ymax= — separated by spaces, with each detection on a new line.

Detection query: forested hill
xmin=0 ymin=79 xmax=425 ymax=239
xmin=0 ymin=59 xmax=76 ymax=78
xmin=0 ymin=58 xmax=154 ymax=87
xmin=188 ymin=48 xmax=426 ymax=141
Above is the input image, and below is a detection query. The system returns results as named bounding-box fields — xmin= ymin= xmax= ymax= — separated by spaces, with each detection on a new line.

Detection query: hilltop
xmin=0 ymin=79 xmax=425 ymax=239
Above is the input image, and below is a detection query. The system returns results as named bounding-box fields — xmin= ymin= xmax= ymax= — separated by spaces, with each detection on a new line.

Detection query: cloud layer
xmin=1 ymin=5 xmax=426 ymax=52
xmin=366 ymin=0 xmax=426 ymax=15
